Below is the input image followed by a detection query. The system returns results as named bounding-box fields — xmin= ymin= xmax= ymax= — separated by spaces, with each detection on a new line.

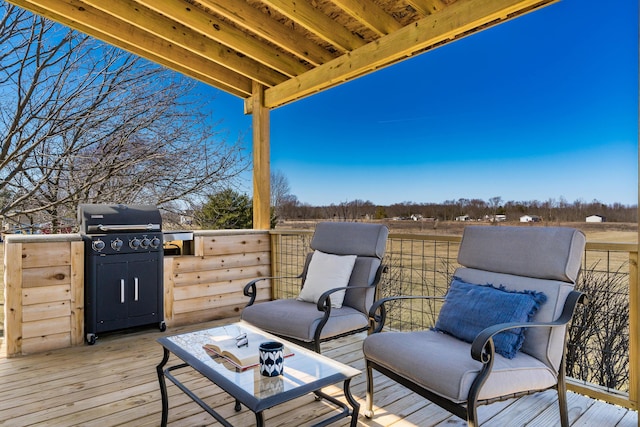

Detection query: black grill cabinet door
xmin=127 ymin=258 xmax=159 ymax=318
xmin=96 ymin=260 xmax=129 ymax=330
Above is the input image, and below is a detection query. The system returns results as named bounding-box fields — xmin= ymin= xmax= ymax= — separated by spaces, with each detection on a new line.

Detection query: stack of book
xmin=203 ymin=331 xmax=293 ymax=371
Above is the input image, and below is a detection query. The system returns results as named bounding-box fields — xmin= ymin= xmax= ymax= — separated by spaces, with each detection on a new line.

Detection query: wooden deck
xmin=0 ymin=318 xmax=637 ymax=427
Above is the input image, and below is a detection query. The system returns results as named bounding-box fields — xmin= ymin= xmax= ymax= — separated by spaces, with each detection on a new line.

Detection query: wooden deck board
xmin=0 ymin=318 xmax=637 ymax=427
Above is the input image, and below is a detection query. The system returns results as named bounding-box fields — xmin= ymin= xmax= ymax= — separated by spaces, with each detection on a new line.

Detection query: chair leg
xmin=467 ymin=401 xmax=479 ymax=427
xmin=557 ymin=361 xmax=570 ymax=427
xmin=364 ymin=361 xmax=374 ymax=418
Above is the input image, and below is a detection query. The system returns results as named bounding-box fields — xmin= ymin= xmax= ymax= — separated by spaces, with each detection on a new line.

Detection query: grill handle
xmin=120 ymin=279 xmax=125 ymax=303
xmin=91 ymin=223 xmax=160 ymax=232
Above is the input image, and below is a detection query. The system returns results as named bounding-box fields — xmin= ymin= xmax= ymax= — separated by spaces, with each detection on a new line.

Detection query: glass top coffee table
xmin=156 ymin=321 xmax=361 ymax=426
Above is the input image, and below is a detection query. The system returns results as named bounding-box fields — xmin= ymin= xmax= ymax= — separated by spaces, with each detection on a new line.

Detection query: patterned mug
xmin=259 ymin=341 xmax=284 ymax=377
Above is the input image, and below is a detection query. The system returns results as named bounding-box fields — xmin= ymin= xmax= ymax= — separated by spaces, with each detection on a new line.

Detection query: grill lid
xmin=78 ymin=204 xmax=162 ymax=234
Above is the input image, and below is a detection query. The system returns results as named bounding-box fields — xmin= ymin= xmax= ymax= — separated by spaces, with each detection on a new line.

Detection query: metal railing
xmin=269 ymin=228 xmax=639 ymax=410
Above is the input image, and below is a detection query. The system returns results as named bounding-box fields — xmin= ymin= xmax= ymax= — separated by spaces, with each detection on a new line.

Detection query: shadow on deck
xmin=0 ymin=318 xmax=636 ymax=426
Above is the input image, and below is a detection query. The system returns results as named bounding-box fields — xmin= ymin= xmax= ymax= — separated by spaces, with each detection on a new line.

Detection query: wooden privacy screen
xmin=4 ymin=236 xmax=84 ymax=356
xmin=3 ymin=230 xmax=271 ymax=356
xmin=164 ymin=231 xmax=272 ymax=327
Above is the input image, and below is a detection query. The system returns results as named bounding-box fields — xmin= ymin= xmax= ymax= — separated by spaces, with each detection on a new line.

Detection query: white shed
xmin=520 ymin=215 xmax=541 ymax=223
xmin=586 ymin=215 xmax=606 ymax=223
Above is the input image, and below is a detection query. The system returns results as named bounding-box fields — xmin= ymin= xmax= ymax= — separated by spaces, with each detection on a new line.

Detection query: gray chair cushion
xmin=341 ymin=257 xmax=381 ymax=313
xmin=311 ymin=222 xmax=388 ymax=259
xmin=363 ymin=330 xmax=557 ymax=403
xmin=454 ymin=267 xmax=574 ymax=371
xmin=458 ymin=226 xmax=585 ymax=282
xmin=241 ymin=299 xmax=368 ymax=343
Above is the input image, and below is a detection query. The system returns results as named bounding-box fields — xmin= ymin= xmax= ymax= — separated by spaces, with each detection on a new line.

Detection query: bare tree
xmin=271 ymin=169 xmax=294 ymax=221
xmin=0 ymin=4 xmax=247 ymax=232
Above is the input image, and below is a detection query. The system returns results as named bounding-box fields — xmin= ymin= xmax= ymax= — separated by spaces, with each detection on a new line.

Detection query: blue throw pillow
xmin=433 ymin=277 xmax=547 ymax=359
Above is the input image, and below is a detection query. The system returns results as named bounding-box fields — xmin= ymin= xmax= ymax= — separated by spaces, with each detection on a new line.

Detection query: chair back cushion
xmin=454 ymin=226 xmax=586 ymax=370
xmin=307 ymin=222 xmax=388 ymax=313
xmin=458 ymin=226 xmax=585 ymax=283
xmin=311 ymin=222 xmax=388 ymax=259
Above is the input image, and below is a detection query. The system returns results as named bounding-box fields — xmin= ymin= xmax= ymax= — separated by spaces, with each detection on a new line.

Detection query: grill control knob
xmin=129 ymin=237 xmax=141 ymax=249
xmin=140 ymin=237 xmax=151 ymax=249
xmin=150 ymin=237 xmax=161 ymax=248
xmin=92 ymin=239 xmax=106 ymax=252
xmin=111 ymin=238 xmax=123 ymax=251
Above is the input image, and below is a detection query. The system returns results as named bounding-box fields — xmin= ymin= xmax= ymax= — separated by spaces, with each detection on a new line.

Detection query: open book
xmin=203 ymin=331 xmax=293 ymax=370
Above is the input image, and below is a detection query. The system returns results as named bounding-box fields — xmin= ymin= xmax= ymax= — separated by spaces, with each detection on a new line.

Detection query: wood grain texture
xmin=0 ymin=319 xmax=635 ymax=426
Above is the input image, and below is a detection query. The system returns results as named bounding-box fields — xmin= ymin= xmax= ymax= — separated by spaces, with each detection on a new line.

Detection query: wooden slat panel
xmin=200 ymin=233 xmax=270 ymax=256
xmin=172 ymin=265 xmax=269 ymax=287
xmin=21 ymin=265 xmax=72 ymax=288
xmin=173 ymin=252 xmax=270 ymax=273
xmin=22 ymin=285 xmax=71 ymax=305
xmin=21 ymin=242 xmax=71 ymax=269
xmin=173 ymin=278 xmax=270 ymax=301
xmin=173 ymin=288 xmax=269 ymax=314
xmin=22 ymin=301 xmax=71 ymax=322
xmin=22 ymin=317 xmax=70 ymax=339
xmin=21 ymin=332 xmax=71 ymax=355
xmin=170 ymin=306 xmax=243 ymax=326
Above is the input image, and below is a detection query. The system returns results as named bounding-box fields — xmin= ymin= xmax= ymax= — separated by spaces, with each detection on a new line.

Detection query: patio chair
xmin=363 ymin=225 xmax=586 ymax=427
xmin=241 ymin=221 xmax=389 ymax=353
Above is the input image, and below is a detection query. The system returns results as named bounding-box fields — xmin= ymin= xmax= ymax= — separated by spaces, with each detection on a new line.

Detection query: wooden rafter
xmin=330 ymin=0 xmax=402 ymax=36
xmin=8 ymin=0 xmax=558 ymax=107
xmin=194 ymin=0 xmax=337 ymax=66
xmin=260 ymin=0 xmax=558 ymax=108
xmin=8 ymin=0 xmax=253 ymax=96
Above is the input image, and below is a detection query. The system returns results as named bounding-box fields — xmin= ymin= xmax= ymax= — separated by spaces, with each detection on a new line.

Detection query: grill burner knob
xmin=129 ymin=237 xmax=141 ymax=249
xmin=141 ymin=237 xmax=151 ymax=249
xmin=92 ymin=239 xmax=106 ymax=252
xmin=150 ymin=237 xmax=161 ymax=248
xmin=111 ymin=238 xmax=123 ymax=251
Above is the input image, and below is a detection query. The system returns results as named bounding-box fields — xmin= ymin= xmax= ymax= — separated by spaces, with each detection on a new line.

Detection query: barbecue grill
xmin=78 ymin=204 xmax=165 ymax=344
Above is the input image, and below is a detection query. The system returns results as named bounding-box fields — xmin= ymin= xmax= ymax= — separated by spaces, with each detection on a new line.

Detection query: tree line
xmin=275 ymin=196 xmax=637 ymax=223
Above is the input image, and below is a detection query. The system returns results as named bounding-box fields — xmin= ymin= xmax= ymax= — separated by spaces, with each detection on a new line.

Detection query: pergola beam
xmin=8 ymin=0 xmax=253 ymax=97
xmin=259 ymin=0 xmax=557 ymax=108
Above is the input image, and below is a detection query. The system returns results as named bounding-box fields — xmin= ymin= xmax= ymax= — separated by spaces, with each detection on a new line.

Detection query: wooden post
xmin=4 ymin=242 xmax=23 ymax=357
xmin=628 ymin=251 xmax=639 ymax=412
xmin=635 ymin=147 xmax=640 ymax=423
xmin=251 ymin=81 xmax=271 ymax=230
xmin=70 ymin=241 xmax=84 ymax=346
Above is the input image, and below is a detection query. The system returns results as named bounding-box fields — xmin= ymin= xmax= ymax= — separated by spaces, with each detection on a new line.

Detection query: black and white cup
xmin=259 ymin=341 xmax=284 ymax=377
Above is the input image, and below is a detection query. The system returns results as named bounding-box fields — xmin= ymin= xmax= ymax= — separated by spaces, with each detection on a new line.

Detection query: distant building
xmin=520 ymin=215 xmax=541 ymax=223
xmin=456 ymin=215 xmax=470 ymax=221
xmin=586 ymin=215 xmax=606 ymax=223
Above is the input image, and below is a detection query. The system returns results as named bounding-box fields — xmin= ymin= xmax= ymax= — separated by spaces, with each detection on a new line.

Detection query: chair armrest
xmin=243 ymin=274 xmax=302 ymax=307
xmin=471 ymin=290 xmax=587 ymax=363
xmin=368 ymin=295 xmax=444 ymax=334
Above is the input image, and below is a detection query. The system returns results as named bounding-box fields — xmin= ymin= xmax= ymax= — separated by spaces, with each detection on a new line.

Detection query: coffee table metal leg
xmin=343 ymin=378 xmax=360 ymax=427
xmin=156 ymin=348 xmax=171 ymax=427
xmin=255 ymin=411 xmax=265 ymax=426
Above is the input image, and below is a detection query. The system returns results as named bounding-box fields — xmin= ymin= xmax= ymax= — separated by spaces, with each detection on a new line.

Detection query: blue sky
xmin=203 ymin=0 xmax=638 ymax=207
